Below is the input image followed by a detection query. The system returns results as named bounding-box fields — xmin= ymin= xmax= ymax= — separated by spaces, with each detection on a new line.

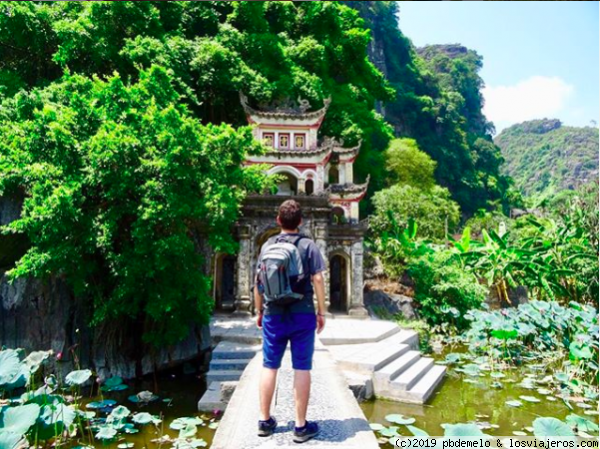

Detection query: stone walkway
xmin=210 ymin=342 xmax=379 ymax=449
xmin=204 ymin=314 xmax=446 ymax=447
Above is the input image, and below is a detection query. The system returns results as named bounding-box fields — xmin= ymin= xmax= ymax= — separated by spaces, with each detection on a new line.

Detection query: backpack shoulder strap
xmin=274 ymin=233 xmax=304 ymax=246
xmin=292 ymin=234 xmax=304 ymax=247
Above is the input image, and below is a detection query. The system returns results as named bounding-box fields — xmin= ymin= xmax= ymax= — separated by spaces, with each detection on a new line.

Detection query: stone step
xmin=211 ymin=341 xmax=260 ymax=360
xmin=404 ymin=364 xmax=447 ymax=403
xmin=373 ymin=350 xmax=421 ymax=394
xmin=197 ymin=381 xmax=226 ymax=412
xmin=206 ymin=370 xmax=245 ymax=383
xmin=210 ymin=358 xmax=254 ymax=371
xmin=390 ymin=357 xmax=434 ymax=391
xmin=335 ymin=336 xmax=412 ymax=375
xmin=320 ymin=321 xmax=401 ymax=345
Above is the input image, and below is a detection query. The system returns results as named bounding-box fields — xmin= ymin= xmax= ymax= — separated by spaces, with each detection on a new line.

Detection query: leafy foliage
xmin=0 ymin=1 xmax=393 ymax=191
xmin=0 ymin=67 xmax=272 ymax=345
xmin=371 ymin=184 xmax=460 ymax=241
xmin=384 ymin=138 xmax=436 ymax=190
xmin=464 ymin=301 xmax=599 ymax=382
xmin=407 ymin=250 xmax=487 ymax=332
xmin=456 ymin=207 xmax=598 ymax=306
xmin=495 ymin=119 xmax=599 ymax=197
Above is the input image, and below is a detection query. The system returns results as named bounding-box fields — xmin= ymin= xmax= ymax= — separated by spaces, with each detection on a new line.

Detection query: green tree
xmin=0 ymin=1 xmax=393 ymax=200
xmin=371 ymin=184 xmax=461 ymax=241
xmin=0 ymin=67 xmax=274 ymax=346
xmin=384 ymin=138 xmax=436 ymax=190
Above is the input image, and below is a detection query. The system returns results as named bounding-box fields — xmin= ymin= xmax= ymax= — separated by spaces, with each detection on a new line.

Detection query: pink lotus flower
xmin=56 ymin=352 xmax=63 ymax=361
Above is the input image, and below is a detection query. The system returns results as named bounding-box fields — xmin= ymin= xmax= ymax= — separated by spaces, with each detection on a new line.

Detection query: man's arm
xmin=254 ymin=286 xmax=265 ymax=328
xmin=312 ymin=271 xmax=326 ymax=333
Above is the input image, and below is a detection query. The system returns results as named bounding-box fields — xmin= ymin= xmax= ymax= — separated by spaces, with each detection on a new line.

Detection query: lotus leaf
xmin=86 ymin=399 xmax=117 ymax=409
xmin=0 ymin=432 xmax=26 ymax=449
xmin=102 ymin=376 xmax=128 ymax=392
xmin=0 ymin=404 xmax=40 ymax=435
xmin=532 ymin=418 xmax=575 ymax=437
xmin=95 ymin=426 xmax=117 ymax=440
xmin=407 ymin=425 xmax=429 ymax=436
xmin=179 ymin=423 xmax=198 ymax=439
xmin=65 ymin=369 xmax=93 ymax=387
xmin=566 ymin=414 xmax=599 ymax=432
xmin=0 ymin=350 xmax=28 ymax=391
xmin=170 ymin=417 xmax=204 ymax=430
xmin=520 ymin=395 xmax=541 ymax=403
xmin=132 ymin=412 xmax=154 ymax=425
xmin=385 ymin=414 xmax=415 ymax=425
xmin=24 ymin=351 xmax=51 ymax=374
xmin=442 ymin=423 xmax=486 ymax=437
xmin=379 ymin=426 xmax=399 ymax=437
xmin=506 ymin=400 xmax=523 ymax=407
xmin=109 ymin=406 xmax=131 ymax=421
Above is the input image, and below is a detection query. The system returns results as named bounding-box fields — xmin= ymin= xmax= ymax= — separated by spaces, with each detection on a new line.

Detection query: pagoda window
xmin=262 ymin=133 xmax=274 ymax=148
xmin=279 ymin=133 xmax=290 ymax=149
xmin=294 ymin=133 xmax=306 ymax=150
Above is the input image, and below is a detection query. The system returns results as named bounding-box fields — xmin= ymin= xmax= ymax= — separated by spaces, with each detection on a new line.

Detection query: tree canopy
xmin=0 ymin=1 xmax=394 ymax=345
xmin=384 ymin=138 xmax=436 ymax=191
xmin=0 ymin=66 xmax=276 ymax=345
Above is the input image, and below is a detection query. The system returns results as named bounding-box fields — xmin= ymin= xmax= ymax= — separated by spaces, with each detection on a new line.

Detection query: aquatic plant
xmin=463 ymin=300 xmax=598 ymax=383
xmin=0 ymin=347 xmax=218 ymax=449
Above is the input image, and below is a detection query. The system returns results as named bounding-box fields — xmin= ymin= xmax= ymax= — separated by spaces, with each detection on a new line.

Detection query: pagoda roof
xmin=240 ymin=92 xmax=331 ymax=123
xmin=327 ymin=175 xmax=370 ymax=200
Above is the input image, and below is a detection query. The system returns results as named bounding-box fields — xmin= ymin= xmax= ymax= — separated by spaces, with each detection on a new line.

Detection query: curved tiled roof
xmin=240 ymin=92 xmax=331 ymax=121
xmin=333 ymin=141 xmax=361 ymax=156
xmin=327 ymin=175 xmax=370 ymax=196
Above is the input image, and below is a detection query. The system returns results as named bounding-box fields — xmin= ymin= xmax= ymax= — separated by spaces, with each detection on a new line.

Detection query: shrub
xmin=407 ymin=250 xmax=487 ymax=333
xmin=371 ymin=184 xmax=460 ymax=241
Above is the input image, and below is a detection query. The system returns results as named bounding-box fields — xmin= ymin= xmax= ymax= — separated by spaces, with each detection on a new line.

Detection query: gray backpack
xmin=257 ymin=234 xmax=306 ymax=306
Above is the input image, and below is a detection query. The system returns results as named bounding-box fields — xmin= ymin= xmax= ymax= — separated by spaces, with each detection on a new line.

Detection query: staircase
xmin=324 ymin=325 xmax=446 ymax=404
xmin=198 ymin=340 xmax=261 ymax=411
xmin=199 ymin=316 xmax=446 ymax=410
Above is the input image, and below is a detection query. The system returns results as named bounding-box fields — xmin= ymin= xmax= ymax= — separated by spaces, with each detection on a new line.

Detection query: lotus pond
xmin=361 ymin=346 xmax=599 ymax=444
xmin=0 ymin=348 xmax=219 ymax=449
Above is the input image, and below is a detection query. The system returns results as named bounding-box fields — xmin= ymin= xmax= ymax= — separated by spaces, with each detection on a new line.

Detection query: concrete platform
xmin=210 ymin=344 xmax=379 ymax=449
xmin=318 ymin=319 xmax=401 ymax=345
xmin=210 ymin=315 xmax=262 ymax=344
xmin=205 ymin=315 xmax=446 ymax=406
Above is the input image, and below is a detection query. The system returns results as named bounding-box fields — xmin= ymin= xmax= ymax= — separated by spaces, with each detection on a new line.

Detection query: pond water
xmin=74 ymin=347 xmax=596 ymax=448
xmin=360 ymin=346 xmax=599 ymax=441
xmin=81 ymin=371 xmax=220 ymax=448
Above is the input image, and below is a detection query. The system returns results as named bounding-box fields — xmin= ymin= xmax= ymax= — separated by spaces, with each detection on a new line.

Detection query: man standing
xmin=253 ymin=199 xmax=327 ymax=443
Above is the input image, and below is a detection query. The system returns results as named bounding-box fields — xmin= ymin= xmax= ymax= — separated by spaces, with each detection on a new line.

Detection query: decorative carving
xmin=239 ymin=91 xmax=331 ymax=119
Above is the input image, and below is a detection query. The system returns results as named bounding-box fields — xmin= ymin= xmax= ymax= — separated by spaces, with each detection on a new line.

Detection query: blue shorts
xmin=262 ymin=312 xmax=317 ymax=370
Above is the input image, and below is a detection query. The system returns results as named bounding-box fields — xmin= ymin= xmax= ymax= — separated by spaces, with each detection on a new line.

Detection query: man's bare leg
xmin=259 ymin=367 xmax=278 ymax=421
xmin=293 ymin=369 xmax=311 ymax=427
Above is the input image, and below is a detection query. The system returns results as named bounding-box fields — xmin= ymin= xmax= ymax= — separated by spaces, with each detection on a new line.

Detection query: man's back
xmin=257 ymin=232 xmax=326 ymax=316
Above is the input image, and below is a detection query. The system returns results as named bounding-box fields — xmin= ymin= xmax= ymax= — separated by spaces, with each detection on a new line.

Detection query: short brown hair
xmin=278 ymin=200 xmax=302 ymax=230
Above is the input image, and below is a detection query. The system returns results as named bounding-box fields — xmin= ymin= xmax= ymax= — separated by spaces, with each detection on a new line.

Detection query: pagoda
xmin=210 ymin=94 xmax=369 ymax=317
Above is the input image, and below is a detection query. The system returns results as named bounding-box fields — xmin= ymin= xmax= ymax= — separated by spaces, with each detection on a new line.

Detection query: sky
xmin=397 ymin=1 xmax=599 ymax=133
